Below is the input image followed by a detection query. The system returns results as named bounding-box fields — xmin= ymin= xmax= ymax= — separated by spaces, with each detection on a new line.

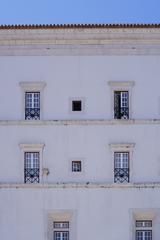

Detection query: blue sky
xmin=0 ymin=0 xmax=159 ymax=25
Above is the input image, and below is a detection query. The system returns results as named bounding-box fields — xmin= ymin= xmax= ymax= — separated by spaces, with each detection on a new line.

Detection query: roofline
xmin=0 ymin=23 xmax=160 ymax=29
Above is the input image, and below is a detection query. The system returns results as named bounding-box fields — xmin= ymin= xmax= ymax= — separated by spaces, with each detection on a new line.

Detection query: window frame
xmin=53 ymin=221 xmax=69 ymax=240
xmin=114 ymin=151 xmax=130 ymax=183
xmin=109 ymin=143 xmax=135 ymax=183
xmin=114 ymin=90 xmax=129 ymax=119
xmin=19 ymin=82 xmax=46 ymax=120
xmin=72 ymin=161 xmax=82 ymax=172
xmin=24 ymin=151 xmax=40 ymax=183
xmin=135 ymin=220 xmax=152 ymax=240
xmin=25 ymin=91 xmax=40 ymax=120
xmin=19 ymin=143 xmax=45 ymax=184
xmin=108 ymin=81 xmax=135 ymax=120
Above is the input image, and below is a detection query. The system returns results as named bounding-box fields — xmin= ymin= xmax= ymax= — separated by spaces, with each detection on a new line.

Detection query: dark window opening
xmin=72 ymin=100 xmax=82 ymax=111
xmin=114 ymin=91 xmax=129 ymax=119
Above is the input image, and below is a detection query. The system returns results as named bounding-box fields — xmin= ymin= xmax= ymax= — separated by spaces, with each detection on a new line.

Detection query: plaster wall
xmin=0 ymin=55 xmax=160 ymax=120
xmin=0 ymin=187 xmax=160 ymax=240
xmin=0 ymin=124 xmax=159 ymax=183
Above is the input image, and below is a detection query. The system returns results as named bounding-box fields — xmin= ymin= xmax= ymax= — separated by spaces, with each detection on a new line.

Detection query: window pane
xmin=54 ymin=222 xmax=69 ymax=228
xmin=24 ymin=152 xmax=40 ymax=183
xmin=72 ymin=161 xmax=81 ymax=172
xmin=25 ymin=92 xmax=40 ymax=120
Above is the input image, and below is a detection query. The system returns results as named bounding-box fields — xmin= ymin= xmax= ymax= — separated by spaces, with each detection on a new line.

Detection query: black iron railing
xmin=24 ymin=168 xmax=39 ymax=183
xmin=25 ymin=108 xmax=40 ymax=120
xmin=114 ymin=107 xmax=129 ymax=119
xmin=114 ymin=168 xmax=129 ymax=183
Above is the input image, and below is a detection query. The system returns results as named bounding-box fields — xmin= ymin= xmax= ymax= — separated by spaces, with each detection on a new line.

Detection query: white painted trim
xmin=109 ymin=143 xmax=135 ymax=151
xmin=108 ymin=81 xmax=135 ymax=88
xmin=19 ymin=143 xmax=45 ymax=183
xmin=19 ymin=82 xmax=46 ymax=91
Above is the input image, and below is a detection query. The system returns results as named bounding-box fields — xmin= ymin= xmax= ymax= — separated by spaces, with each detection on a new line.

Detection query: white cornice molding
xmin=0 ymin=182 xmax=160 ymax=189
xmin=19 ymin=82 xmax=46 ymax=91
xmin=1 ymin=119 xmax=160 ymax=126
xmin=19 ymin=143 xmax=45 ymax=150
xmin=109 ymin=143 xmax=135 ymax=151
xmin=0 ymin=28 xmax=160 ymax=55
xmin=108 ymin=81 xmax=135 ymax=88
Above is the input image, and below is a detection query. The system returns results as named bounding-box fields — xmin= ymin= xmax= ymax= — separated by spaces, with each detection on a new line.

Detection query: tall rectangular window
xmin=114 ymin=152 xmax=129 ymax=183
xmin=136 ymin=220 xmax=152 ymax=240
xmin=24 ymin=152 xmax=40 ymax=183
xmin=54 ymin=221 xmax=69 ymax=240
xmin=114 ymin=91 xmax=129 ymax=119
xmin=25 ymin=92 xmax=40 ymax=120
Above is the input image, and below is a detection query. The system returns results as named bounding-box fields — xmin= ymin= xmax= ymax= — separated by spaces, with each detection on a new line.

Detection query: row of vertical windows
xmin=25 ymin=90 xmax=129 ymax=120
xmin=24 ymin=151 xmax=129 ymax=184
xmin=52 ymin=220 xmax=152 ymax=240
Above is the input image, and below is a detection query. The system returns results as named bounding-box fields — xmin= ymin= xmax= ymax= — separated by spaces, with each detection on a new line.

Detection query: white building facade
xmin=0 ymin=24 xmax=160 ymax=240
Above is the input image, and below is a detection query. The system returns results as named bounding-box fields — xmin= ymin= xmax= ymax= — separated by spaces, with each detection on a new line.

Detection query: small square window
xmin=72 ymin=100 xmax=82 ymax=111
xmin=72 ymin=161 xmax=81 ymax=172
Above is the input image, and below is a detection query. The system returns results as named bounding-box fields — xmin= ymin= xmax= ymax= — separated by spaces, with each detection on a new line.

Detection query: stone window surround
xmin=68 ymin=157 xmax=85 ymax=177
xmin=109 ymin=143 xmax=135 ymax=183
xmin=69 ymin=97 xmax=85 ymax=114
xmin=130 ymin=209 xmax=158 ymax=240
xmin=19 ymin=81 xmax=46 ymax=120
xmin=108 ymin=81 xmax=135 ymax=119
xmin=45 ymin=209 xmax=77 ymax=240
xmin=19 ymin=143 xmax=45 ymax=183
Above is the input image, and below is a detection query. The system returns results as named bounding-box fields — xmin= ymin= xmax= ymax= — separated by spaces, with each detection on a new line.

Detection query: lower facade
xmin=0 ymin=185 xmax=160 ymax=240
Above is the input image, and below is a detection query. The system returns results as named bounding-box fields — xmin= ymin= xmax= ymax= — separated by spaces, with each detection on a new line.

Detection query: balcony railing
xmin=114 ymin=168 xmax=129 ymax=183
xmin=25 ymin=108 xmax=40 ymax=120
xmin=114 ymin=107 xmax=129 ymax=119
xmin=24 ymin=168 xmax=39 ymax=183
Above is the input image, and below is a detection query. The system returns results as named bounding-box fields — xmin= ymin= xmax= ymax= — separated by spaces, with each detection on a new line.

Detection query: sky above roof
xmin=0 ymin=0 xmax=160 ymax=25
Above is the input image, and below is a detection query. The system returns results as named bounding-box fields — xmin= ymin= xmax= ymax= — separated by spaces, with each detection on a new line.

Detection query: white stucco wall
xmin=0 ymin=123 xmax=160 ymax=183
xmin=0 ymin=187 xmax=160 ymax=240
xmin=0 ymin=55 xmax=160 ymax=120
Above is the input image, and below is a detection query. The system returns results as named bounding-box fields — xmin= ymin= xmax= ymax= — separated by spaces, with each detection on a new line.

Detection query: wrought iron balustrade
xmin=24 ymin=168 xmax=39 ymax=183
xmin=25 ymin=108 xmax=40 ymax=120
xmin=114 ymin=107 xmax=129 ymax=119
xmin=114 ymin=168 xmax=129 ymax=183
